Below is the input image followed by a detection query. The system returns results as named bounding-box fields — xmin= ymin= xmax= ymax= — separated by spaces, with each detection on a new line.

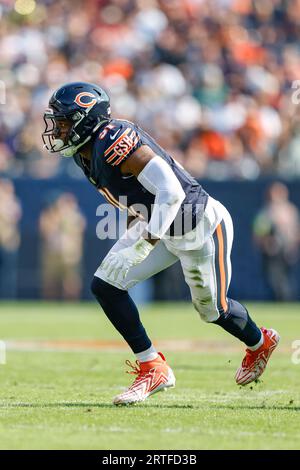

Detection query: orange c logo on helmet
xmin=74 ymin=92 xmax=97 ymax=108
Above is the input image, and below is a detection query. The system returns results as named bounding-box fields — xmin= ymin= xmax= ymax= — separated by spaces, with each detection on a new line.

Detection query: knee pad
xmin=91 ymin=276 xmax=125 ymax=301
xmin=192 ymin=299 xmax=219 ymax=323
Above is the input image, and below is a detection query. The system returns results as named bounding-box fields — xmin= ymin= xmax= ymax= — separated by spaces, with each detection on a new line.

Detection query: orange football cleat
xmin=113 ymin=352 xmax=176 ymax=405
xmin=235 ymin=327 xmax=280 ymax=386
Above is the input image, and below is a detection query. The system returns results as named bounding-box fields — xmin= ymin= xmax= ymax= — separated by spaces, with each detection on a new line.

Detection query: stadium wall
xmin=12 ymin=178 xmax=300 ymax=301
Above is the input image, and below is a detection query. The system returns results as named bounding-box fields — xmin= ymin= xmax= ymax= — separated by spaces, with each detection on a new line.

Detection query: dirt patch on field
xmin=6 ymin=339 xmax=239 ymax=353
xmin=5 ymin=339 xmax=290 ymax=353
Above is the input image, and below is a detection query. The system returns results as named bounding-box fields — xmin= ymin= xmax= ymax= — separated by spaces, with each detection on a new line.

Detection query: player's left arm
xmin=101 ymin=144 xmax=185 ymax=281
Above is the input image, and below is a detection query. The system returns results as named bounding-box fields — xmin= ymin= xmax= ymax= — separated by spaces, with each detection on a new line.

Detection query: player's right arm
xmin=120 ymin=144 xmax=186 ymax=244
xmin=100 ymin=123 xmax=185 ymax=281
xmin=98 ymin=121 xmax=185 ymax=242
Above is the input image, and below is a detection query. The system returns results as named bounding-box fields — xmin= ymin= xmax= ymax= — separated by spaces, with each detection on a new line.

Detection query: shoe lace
xmin=242 ymin=348 xmax=261 ymax=368
xmin=242 ymin=350 xmax=253 ymax=368
xmin=242 ymin=330 xmax=268 ymax=369
xmin=125 ymin=359 xmax=157 ymax=389
xmin=125 ymin=359 xmax=142 ymax=376
xmin=125 ymin=360 xmax=147 ymax=390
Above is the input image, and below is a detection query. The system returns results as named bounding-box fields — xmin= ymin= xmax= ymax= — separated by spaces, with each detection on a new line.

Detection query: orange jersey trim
xmin=104 ymin=128 xmax=131 ymax=158
xmin=216 ymin=223 xmax=228 ymax=311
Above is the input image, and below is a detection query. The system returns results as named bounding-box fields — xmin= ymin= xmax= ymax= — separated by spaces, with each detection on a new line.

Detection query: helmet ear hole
xmin=72 ymin=112 xmax=82 ymax=121
xmin=72 ymin=133 xmax=80 ymax=143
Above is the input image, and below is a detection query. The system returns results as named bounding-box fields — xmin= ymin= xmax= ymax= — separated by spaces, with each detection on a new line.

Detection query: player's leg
xmin=91 ymin=220 xmax=177 ymax=404
xmin=92 ymin=220 xmax=178 ymax=355
xmin=210 ymin=204 xmax=279 ymax=385
xmin=178 ymin=199 xmax=280 ymax=385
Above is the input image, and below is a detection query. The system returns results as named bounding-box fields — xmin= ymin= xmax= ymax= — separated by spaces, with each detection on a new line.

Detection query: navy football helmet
xmin=42 ymin=82 xmax=111 ymax=157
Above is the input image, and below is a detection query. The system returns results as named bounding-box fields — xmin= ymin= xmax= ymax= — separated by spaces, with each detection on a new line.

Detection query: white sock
xmin=247 ymin=331 xmax=264 ymax=351
xmin=135 ymin=345 xmax=158 ymax=363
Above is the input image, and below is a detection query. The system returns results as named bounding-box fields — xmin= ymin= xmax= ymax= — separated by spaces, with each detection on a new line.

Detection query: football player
xmin=42 ymin=82 xmax=280 ymax=405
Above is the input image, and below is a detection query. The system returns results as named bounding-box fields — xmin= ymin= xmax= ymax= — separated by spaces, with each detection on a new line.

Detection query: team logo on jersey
xmin=104 ymin=128 xmax=140 ymax=166
xmin=74 ymin=92 xmax=97 ymax=109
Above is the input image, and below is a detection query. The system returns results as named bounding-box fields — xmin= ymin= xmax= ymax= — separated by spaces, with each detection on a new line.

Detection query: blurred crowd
xmin=253 ymin=182 xmax=300 ymax=300
xmin=1 ymin=178 xmax=299 ymax=300
xmin=1 ymin=0 xmax=300 ymax=180
xmin=0 ymin=177 xmax=86 ymax=300
xmin=0 ymin=178 xmax=21 ymax=298
xmin=39 ymin=192 xmax=86 ymax=299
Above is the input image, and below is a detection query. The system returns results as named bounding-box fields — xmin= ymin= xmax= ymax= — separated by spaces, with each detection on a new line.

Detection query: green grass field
xmin=0 ymin=301 xmax=299 ymax=450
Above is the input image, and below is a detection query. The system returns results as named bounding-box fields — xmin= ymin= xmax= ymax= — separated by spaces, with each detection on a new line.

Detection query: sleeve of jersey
xmin=103 ymin=126 xmax=142 ymax=167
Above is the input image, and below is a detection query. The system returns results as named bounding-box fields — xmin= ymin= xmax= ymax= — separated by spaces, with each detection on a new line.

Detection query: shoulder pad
xmin=99 ymin=121 xmax=142 ymax=167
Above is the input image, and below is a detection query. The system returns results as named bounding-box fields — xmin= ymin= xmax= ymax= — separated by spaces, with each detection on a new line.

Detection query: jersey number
xmin=98 ymin=124 xmax=116 ymax=140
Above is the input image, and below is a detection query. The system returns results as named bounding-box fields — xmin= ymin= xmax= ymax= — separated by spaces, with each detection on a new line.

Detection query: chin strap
xmin=59 ymin=119 xmax=107 ymax=157
xmin=59 ymin=136 xmax=91 ymax=157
